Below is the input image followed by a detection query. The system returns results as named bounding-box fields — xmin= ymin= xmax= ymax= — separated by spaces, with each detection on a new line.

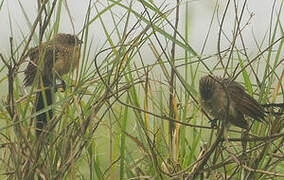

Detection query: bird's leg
xmin=241 ymin=129 xmax=249 ymax=167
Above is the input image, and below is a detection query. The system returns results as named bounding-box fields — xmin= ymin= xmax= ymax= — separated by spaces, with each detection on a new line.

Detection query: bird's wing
xmin=24 ymin=45 xmax=59 ymax=86
xmin=229 ymin=109 xmax=248 ymax=129
xmin=227 ymin=81 xmax=266 ymax=122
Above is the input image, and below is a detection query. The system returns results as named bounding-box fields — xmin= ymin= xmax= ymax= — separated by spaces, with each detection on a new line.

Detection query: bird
xmin=24 ymin=33 xmax=82 ymax=136
xmin=199 ymin=75 xmax=266 ymax=129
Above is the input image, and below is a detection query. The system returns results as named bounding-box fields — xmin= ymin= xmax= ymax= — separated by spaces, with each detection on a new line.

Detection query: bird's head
xmin=199 ymin=75 xmax=217 ymax=101
xmin=53 ymin=33 xmax=83 ymax=46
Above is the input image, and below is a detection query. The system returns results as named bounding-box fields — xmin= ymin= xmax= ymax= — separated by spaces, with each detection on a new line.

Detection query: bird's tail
xmin=35 ymin=78 xmax=53 ymax=136
xmin=262 ymin=103 xmax=284 ymax=108
xmin=262 ymin=103 xmax=283 ymax=116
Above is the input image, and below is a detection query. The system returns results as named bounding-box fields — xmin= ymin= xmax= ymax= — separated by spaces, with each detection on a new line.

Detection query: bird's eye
xmin=67 ymin=36 xmax=75 ymax=44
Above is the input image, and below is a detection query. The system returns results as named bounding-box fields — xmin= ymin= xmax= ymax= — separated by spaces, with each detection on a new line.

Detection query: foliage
xmin=0 ymin=0 xmax=283 ymax=179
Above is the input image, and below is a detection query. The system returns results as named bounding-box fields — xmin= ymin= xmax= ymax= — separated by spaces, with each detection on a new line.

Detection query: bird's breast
xmin=201 ymin=87 xmax=234 ymax=121
xmin=54 ymin=46 xmax=80 ymax=75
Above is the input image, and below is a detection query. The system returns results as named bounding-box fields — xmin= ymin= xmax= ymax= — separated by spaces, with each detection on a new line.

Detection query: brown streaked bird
xmin=199 ymin=75 xmax=266 ymax=129
xmin=24 ymin=33 xmax=82 ymax=136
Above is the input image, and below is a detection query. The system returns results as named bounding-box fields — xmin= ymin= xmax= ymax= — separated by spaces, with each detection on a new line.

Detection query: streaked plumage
xmin=24 ymin=33 xmax=82 ymax=136
xmin=24 ymin=33 xmax=82 ymax=86
xmin=199 ymin=75 xmax=266 ymax=129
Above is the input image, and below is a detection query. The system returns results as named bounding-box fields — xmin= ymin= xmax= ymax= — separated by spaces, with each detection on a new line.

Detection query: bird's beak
xmin=77 ymin=39 xmax=83 ymax=44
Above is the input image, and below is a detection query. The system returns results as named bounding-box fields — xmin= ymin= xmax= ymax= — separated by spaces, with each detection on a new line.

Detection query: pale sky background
xmin=0 ymin=0 xmax=283 ymax=55
xmin=0 ymin=0 xmax=283 ymax=95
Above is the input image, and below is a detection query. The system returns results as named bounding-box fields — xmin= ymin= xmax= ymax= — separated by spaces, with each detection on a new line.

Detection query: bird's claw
xmin=209 ymin=118 xmax=217 ymax=128
xmin=56 ymin=80 xmax=66 ymax=92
